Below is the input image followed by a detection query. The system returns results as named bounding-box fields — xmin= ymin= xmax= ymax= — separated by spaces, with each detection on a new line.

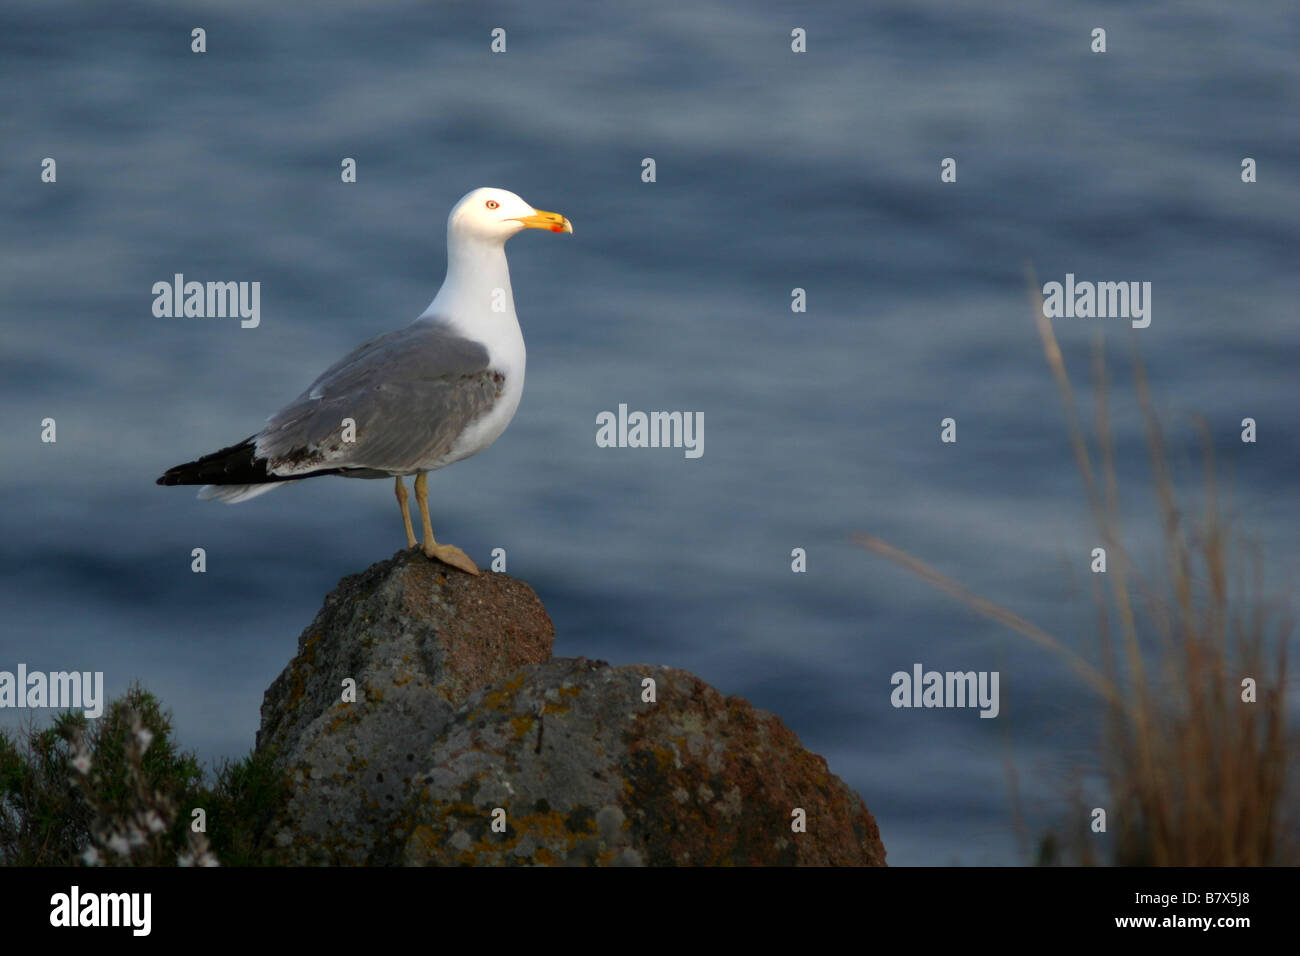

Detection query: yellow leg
xmin=394 ymin=477 xmax=417 ymax=549
xmin=414 ymin=471 xmax=479 ymax=575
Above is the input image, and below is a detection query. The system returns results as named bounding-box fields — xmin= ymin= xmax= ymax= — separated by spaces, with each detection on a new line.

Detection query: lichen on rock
xmin=257 ymin=551 xmax=885 ymax=866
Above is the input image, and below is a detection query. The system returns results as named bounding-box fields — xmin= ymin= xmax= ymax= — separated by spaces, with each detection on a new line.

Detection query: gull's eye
xmin=485 ymin=199 xmax=500 ymax=210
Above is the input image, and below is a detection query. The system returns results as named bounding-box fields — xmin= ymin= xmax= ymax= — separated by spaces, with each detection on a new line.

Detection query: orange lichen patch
xmin=509 ymin=713 xmax=535 ymax=740
xmin=285 ymin=631 xmax=325 ymax=710
xmin=532 ymin=682 xmax=584 ymax=719
xmin=406 ymin=800 xmax=606 ymax=866
xmin=325 ymin=708 xmax=360 ymax=734
xmin=407 ymin=824 xmax=440 ymax=856
xmin=474 ymin=671 xmax=529 ymax=716
xmin=533 ymin=846 xmax=558 ymax=866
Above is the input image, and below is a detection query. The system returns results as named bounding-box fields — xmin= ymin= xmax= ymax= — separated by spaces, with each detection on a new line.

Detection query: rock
xmin=256 ymin=549 xmax=554 ymax=864
xmin=258 ymin=551 xmax=886 ymax=866
xmin=403 ymin=658 xmax=886 ymax=866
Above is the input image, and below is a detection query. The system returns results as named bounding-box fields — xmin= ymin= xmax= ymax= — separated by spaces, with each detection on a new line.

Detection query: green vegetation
xmin=0 ymin=684 xmax=289 ymax=866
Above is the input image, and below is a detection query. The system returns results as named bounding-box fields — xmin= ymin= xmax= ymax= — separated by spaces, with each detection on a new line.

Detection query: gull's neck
xmin=419 ymin=233 xmax=515 ymax=328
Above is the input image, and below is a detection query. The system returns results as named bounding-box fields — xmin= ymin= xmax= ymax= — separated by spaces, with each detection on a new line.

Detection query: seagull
xmin=157 ymin=187 xmax=572 ymax=575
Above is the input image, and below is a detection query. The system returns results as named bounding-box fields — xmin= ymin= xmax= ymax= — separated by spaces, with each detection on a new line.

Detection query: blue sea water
xmin=2 ymin=0 xmax=1297 ymax=865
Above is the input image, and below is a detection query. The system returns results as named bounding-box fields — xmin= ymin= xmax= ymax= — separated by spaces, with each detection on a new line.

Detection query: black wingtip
xmin=157 ymin=437 xmax=263 ymax=487
xmin=157 ymin=435 xmax=341 ymax=488
xmin=157 ymin=462 xmax=197 ymax=486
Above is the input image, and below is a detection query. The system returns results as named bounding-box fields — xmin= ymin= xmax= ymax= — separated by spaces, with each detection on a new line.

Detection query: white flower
xmin=127 ymin=825 xmax=147 ymax=848
xmin=71 ymin=753 xmax=91 ymax=775
xmin=199 ymin=853 xmax=220 ymax=867
xmin=81 ymin=846 xmax=101 ymax=866
xmin=135 ymin=728 xmax=154 ymax=751
xmin=106 ymin=833 xmax=131 ymax=857
xmin=143 ymin=810 xmax=167 ymax=834
xmin=177 ymin=852 xmax=195 ymax=867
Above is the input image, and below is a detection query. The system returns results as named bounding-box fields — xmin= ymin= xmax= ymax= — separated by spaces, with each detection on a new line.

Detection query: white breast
xmin=429 ymin=311 xmax=526 ymax=471
xmin=415 ymin=229 xmax=528 ymax=472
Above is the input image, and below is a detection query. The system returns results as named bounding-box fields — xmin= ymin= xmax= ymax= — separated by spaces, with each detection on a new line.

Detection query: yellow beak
xmin=513 ymin=209 xmax=574 ymax=234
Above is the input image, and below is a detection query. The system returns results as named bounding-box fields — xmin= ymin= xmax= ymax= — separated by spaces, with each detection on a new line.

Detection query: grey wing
xmin=254 ymin=322 xmax=504 ymax=476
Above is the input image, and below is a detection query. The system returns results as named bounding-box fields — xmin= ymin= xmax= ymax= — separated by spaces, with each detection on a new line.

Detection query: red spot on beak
xmin=550 ymin=224 xmax=564 ymax=233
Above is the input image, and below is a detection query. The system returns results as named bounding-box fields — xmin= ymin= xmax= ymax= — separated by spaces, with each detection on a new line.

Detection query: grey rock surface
xmin=256 ymin=549 xmax=553 ymax=864
xmin=404 ymin=658 xmax=886 ymax=866
xmin=258 ymin=551 xmax=885 ymax=866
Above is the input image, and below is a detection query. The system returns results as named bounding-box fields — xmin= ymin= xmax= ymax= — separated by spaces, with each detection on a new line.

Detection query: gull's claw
xmin=423 ymin=541 xmax=480 ymax=575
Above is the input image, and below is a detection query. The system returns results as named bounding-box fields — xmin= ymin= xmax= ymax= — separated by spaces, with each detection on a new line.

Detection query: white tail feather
xmin=197 ymin=482 xmax=289 ymax=504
